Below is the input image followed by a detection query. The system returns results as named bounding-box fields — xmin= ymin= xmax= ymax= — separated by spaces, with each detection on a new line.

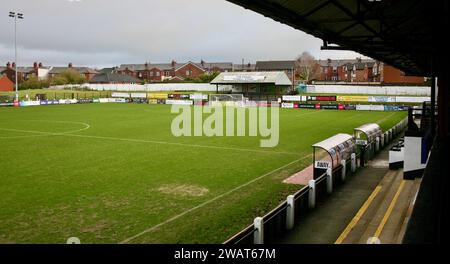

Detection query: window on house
xmin=186 ymin=70 xmax=191 ymax=76
xmin=156 ymin=72 xmax=160 ymax=76
xmin=165 ymin=71 xmax=170 ymax=76
xmin=150 ymin=71 xmax=153 ymax=77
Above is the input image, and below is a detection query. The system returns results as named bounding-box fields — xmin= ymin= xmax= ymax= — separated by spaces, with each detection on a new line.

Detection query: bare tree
xmin=295 ymin=52 xmax=321 ymax=83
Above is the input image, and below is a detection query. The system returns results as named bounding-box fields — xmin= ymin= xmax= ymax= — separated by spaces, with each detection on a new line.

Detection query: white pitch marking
xmin=0 ymin=120 xmax=91 ymax=139
xmin=0 ymin=121 xmax=297 ymax=155
xmin=119 ymin=154 xmax=311 ymax=244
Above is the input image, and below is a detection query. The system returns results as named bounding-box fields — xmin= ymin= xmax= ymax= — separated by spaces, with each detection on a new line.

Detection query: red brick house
xmin=373 ymin=62 xmax=426 ymax=84
xmin=0 ymin=62 xmax=51 ymax=83
xmin=174 ymin=62 xmax=205 ymax=79
xmin=116 ymin=60 xmax=232 ymax=82
xmin=48 ymin=63 xmax=98 ymax=81
xmin=0 ymin=76 xmax=14 ymax=92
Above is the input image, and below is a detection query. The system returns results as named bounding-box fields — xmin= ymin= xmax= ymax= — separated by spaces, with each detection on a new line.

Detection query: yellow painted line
xmin=371 ymin=180 xmax=406 ymax=243
xmin=335 ymin=185 xmax=382 ymax=244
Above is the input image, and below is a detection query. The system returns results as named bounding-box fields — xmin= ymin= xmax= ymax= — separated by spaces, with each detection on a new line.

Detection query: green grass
xmin=0 ymin=104 xmax=406 ymax=243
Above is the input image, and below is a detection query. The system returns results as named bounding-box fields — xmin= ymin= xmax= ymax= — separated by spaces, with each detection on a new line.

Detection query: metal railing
xmin=224 ymin=118 xmax=408 ymax=245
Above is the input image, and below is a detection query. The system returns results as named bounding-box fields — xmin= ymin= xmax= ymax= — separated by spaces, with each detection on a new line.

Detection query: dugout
xmin=354 ymin=123 xmax=383 ymax=165
xmin=312 ymin=133 xmax=355 ymax=179
xmin=210 ymin=71 xmax=292 ymax=100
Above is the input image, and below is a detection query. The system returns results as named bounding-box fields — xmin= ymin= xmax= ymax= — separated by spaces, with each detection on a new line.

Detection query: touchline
xmin=170 ymin=104 xmax=280 ymax=147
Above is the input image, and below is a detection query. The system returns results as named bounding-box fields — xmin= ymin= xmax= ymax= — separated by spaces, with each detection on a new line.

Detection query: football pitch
xmin=0 ymin=104 xmax=406 ymax=243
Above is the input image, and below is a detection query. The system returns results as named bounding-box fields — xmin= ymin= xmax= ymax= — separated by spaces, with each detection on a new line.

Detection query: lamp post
xmin=9 ymin=11 xmax=24 ymax=103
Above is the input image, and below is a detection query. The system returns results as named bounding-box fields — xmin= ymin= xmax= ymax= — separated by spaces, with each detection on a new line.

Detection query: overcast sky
xmin=0 ymin=0 xmax=366 ymax=68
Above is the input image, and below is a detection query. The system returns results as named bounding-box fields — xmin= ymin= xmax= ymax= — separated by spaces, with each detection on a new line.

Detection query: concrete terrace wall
xmin=307 ymin=85 xmax=431 ymax=96
xmin=50 ymin=83 xmax=232 ymax=92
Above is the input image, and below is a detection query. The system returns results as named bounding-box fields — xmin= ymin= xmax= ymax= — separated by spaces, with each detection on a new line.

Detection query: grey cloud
xmin=0 ymin=0 xmax=365 ymax=67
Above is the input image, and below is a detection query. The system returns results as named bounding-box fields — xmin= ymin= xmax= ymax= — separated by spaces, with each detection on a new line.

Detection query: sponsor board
xmin=112 ymin=98 xmax=127 ymax=103
xmin=165 ymin=99 xmax=193 ymax=105
xmin=338 ymin=104 xmax=345 ymax=110
xmin=282 ymin=95 xmax=301 ymax=101
xmin=78 ymin=99 xmax=94 ymax=104
xmin=130 ymin=93 xmax=147 ymax=98
xmin=58 ymin=99 xmax=78 ymax=105
xmin=315 ymin=160 xmax=331 ymax=169
xmin=111 ymin=92 xmax=130 ymax=98
xmin=337 ymin=95 xmax=369 ymax=102
xmin=169 ymin=94 xmax=190 ymax=99
xmin=298 ymin=104 xmax=315 ymax=109
xmin=320 ymin=104 xmax=339 ymax=110
xmin=19 ymin=101 xmax=41 ymax=107
xmin=307 ymin=96 xmax=336 ymax=101
xmin=345 ymin=105 xmax=356 ymax=110
xmin=40 ymin=100 xmax=60 ymax=105
xmin=368 ymin=96 xmax=396 ymax=103
xmin=281 ymin=102 xmax=294 ymax=108
xmin=189 ymin=94 xmax=208 ymax=100
xmin=356 ymin=105 xmax=385 ymax=111
xmin=148 ymin=93 xmax=168 ymax=99
xmin=315 ymin=104 xmax=321 ymax=109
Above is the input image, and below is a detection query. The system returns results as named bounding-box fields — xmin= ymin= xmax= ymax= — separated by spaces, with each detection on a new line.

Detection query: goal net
xmin=209 ymin=94 xmax=245 ymax=107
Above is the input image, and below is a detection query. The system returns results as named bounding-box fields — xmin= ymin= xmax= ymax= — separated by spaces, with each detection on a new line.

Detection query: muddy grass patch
xmin=158 ymin=184 xmax=209 ymax=197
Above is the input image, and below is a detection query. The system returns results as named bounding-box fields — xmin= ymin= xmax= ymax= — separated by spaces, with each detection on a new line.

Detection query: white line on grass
xmin=119 ymin=154 xmax=311 ymax=244
xmin=0 ymin=121 xmax=91 ymax=139
xmin=375 ymin=112 xmax=397 ymax=125
xmin=0 ymin=124 xmax=297 ymax=155
xmin=60 ymin=133 xmax=299 ymax=155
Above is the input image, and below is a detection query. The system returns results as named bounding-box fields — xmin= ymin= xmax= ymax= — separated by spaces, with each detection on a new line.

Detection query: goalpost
xmin=209 ymin=94 xmax=245 ymax=107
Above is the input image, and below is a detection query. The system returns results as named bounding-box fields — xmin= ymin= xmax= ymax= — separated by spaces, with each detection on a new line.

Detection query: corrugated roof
xmin=226 ymin=0 xmax=432 ymax=75
xmin=354 ymin=123 xmax=382 ymax=142
xmin=312 ymin=133 xmax=353 ymax=152
xmin=211 ymin=71 xmax=292 ymax=86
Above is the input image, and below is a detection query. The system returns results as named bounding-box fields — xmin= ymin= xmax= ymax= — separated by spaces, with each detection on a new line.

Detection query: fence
xmin=224 ymin=117 xmax=408 ymax=244
xmin=307 ymin=84 xmax=431 ymax=96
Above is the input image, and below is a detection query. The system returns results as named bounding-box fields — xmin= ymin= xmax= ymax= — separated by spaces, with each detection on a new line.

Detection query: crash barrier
xmin=224 ymin=118 xmax=408 ymax=244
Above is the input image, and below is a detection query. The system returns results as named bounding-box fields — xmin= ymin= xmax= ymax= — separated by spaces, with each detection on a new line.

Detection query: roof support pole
xmin=430 ymin=63 xmax=436 ymax=139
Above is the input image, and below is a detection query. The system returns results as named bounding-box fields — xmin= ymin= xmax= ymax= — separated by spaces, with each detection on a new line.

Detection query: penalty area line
xmin=119 ymin=154 xmax=311 ymax=244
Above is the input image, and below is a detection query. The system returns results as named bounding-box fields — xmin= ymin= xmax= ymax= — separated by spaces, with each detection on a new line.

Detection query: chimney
xmin=6 ymin=62 xmax=11 ymax=69
xmin=33 ymin=62 xmax=38 ymax=69
xmin=145 ymin=62 xmax=148 ymax=69
xmin=68 ymin=62 xmax=73 ymax=68
xmin=171 ymin=60 xmax=176 ymax=68
xmin=12 ymin=62 xmax=16 ymax=69
xmin=201 ymin=59 xmax=205 ymax=67
xmin=38 ymin=62 xmax=43 ymax=68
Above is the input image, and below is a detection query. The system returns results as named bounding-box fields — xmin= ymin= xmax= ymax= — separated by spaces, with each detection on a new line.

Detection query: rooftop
xmin=211 ymin=71 xmax=292 ymax=86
